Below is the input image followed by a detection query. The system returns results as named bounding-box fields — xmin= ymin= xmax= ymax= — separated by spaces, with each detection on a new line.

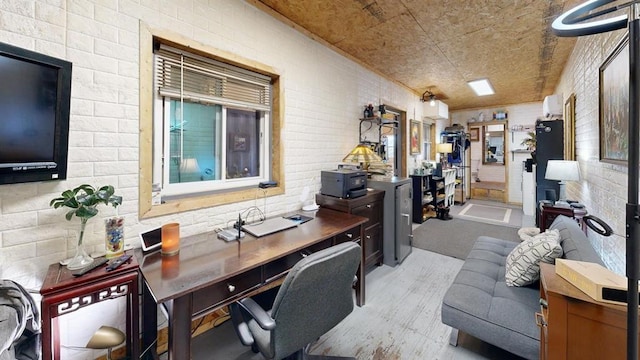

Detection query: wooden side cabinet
xmin=537 ymin=263 xmax=639 ymax=360
xmin=539 ymin=204 xmax=587 ymax=233
xmin=316 ymin=189 xmax=384 ymax=269
xmin=40 ymin=252 xmax=139 ymax=360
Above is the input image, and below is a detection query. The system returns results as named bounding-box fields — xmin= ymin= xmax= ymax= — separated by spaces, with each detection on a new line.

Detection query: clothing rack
xmin=441 ymin=130 xmax=469 ymax=204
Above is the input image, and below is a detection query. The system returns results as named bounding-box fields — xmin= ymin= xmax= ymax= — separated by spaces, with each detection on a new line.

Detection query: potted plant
xmin=521 ymin=131 xmax=537 ymax=163
xmin=50 ymin=184 xmax=122 ymax=269
xmin=521 ymin=131 xmax=536 ymax=150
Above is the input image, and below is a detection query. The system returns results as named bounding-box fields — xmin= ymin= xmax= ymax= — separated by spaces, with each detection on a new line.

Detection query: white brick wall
xmin=0 ymin=2 xmax=421 ymax=357
xmin=555 ymin=28 xmax=628 ymax=275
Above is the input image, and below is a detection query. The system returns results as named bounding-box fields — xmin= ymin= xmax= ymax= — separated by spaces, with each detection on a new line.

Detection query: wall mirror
xmin=482 ymin=123 xmax=506 ymax=165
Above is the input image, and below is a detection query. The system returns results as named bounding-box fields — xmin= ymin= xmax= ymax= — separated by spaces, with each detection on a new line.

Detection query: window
xmin=422 ymin=122 xmax=433 ymax=160
xmin=153 ymin=44 xmax=271 ymax=197
xmin=139 ymin=27 xmax=283 ymax=218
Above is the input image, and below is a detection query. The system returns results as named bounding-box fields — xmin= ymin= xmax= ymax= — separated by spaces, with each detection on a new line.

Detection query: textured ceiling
xmin=252 ymin=0 xmax=585 ymax=111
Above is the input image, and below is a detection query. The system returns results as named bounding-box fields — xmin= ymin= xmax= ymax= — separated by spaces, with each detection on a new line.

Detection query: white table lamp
xmin=545 ymin=160 xmax=580 ymax=201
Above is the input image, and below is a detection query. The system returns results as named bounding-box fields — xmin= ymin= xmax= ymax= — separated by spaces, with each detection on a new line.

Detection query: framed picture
xmin=469 ymin=127 xmax=480 ymax=142
xmin=409 ymin=119 xmax=421 ymax=155
xmin=599 ymin=35 xmax=629 ymax=165
xmin=564 ymin=94 xmax=576 ymax=161
xmin=233 ymin=133 xmax=248 ymax=152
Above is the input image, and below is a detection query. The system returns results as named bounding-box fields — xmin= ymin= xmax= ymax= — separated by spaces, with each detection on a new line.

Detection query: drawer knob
xmin=346 ymin=233 xmax=353 ymax=238
xmin=366 ymin=235 xmax=371 ymax=239
xmin=366 ymin=204 xmax=372 ymax=208
xmin=228 ymin=284 xmax=236 ymax=293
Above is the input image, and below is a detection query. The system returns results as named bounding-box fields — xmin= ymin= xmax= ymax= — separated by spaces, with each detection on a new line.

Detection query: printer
xmin=321 ymin=169 xmax=367 ymax=199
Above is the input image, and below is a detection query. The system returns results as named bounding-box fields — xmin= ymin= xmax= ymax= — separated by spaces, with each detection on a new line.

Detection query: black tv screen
xmin=0 ymin=42 xmax=72 ymax=184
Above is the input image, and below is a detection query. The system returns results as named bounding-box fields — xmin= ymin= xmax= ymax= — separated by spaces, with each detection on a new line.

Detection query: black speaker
xmin=525 ymin=158 xmax=533 ymax=172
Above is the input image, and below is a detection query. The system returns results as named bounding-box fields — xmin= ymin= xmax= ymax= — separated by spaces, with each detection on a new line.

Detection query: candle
xmin=161 ymin=223 xmax=180 ymax=255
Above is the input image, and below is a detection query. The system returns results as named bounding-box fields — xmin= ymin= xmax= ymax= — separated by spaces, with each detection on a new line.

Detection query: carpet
xmin=454 ymin=202 xmax=522 ymax=228
xmin=412 ymin=218 xmax=519 ymax=260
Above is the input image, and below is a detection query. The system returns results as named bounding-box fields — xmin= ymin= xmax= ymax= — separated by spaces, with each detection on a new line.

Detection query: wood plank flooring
xmin=188 ymin=248 xmax=524 ymax=360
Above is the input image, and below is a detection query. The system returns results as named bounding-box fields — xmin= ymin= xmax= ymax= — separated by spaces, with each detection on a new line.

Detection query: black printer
xmin=320 ymin=169 xmax=367 ymax=199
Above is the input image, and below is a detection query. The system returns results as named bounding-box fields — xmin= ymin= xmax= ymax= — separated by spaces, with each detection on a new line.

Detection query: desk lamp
xmin=85 ymin=326 xmax=125 ymax=360
xmin=436 ymin=143 xmax=453 ymax=169
xmin=545 ymin=160 xmax=580 ymax=202
xmin=343 ymin=144 xmax=388 ymax=176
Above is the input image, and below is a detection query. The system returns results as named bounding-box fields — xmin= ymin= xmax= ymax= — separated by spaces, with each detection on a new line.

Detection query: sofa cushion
xmin=441 ymin=236 xmax=540 ymax=360
xmin=517 ymin=227 xmax=541 ymax=242
xmin=549 ymin=215 xmax=604 ymax=265
xmin=505 ymin=229 xmax=562 ymax=286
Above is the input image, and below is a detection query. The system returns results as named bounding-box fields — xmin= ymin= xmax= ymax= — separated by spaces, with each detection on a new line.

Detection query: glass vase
xmin=105 ymin=217 xmax=125 ymax=259
xmin=67 ymin=220 xmax=94 ymax=270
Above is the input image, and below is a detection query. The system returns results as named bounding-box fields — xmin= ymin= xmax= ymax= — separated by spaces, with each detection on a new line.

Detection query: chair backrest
xmin=268 ymin=242 xmax=361 ymax=358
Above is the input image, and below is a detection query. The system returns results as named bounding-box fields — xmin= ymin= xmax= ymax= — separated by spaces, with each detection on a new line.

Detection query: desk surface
xmin=138 ymin=208 xmax=367 ymax=304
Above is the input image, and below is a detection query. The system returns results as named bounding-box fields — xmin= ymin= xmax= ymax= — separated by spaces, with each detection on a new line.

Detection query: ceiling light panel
xmin=468 ymin=79 xmax=495 ymax=96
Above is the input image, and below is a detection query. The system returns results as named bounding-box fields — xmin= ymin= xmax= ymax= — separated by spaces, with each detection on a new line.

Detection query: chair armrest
xmin=238 ymin=298 xmax=276 ymax=330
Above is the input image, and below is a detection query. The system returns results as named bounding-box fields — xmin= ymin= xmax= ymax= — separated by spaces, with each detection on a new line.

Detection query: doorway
xmin=469 ymin=121 xmax=507 ymax=202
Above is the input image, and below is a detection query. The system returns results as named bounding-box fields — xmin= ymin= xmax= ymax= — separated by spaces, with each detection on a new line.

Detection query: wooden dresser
xmin=537 ymin=262 xmax=639 ymax=359
xmin=316 ymin=189 xmax=384 ymax=269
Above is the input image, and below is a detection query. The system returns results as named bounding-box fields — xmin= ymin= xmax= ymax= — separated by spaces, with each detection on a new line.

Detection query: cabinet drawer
xmin=192 ymin=267 xmax=262 ymax=313
xmin=363 ymin=224 xmax=381 ymax=261
xmin=263 ymin=251 xmax=305 ymax=282
xmin=335 ymin=226 xmax=361 ymax=244
xmin=352 ymin=201 xmax=382 ymax=227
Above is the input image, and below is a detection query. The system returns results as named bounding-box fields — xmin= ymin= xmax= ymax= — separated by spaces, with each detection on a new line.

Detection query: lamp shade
xmin=545 ymin=160 xmax=581 ymax=181
xmin=343 ymin=144 xmax=383 ymax=166
xmin=180 ymin=158 xmax=201 ymax=174
xmin=436 ymin=143 xmax=453 ymax=154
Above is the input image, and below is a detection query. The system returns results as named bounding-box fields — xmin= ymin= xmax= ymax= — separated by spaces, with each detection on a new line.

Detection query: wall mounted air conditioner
xmin=543 ymin=94 xmax=563 ymax=118
xmin=424 ymin=100 xmax=449 ymax=120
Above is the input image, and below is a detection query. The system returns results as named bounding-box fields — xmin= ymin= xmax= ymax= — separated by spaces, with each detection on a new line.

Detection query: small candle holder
xmin=161 ymin=223 xmax=180 ymax=256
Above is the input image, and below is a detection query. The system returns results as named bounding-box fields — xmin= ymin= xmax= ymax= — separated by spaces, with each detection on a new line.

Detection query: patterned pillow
xmin=517 ymin=227 xmax=541 ymax=242
xmin=505 ymin=229 xmax=563 ymax=286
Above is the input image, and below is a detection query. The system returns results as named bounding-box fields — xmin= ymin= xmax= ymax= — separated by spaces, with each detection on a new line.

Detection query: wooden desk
xmin=40 ymin=253 xmax=139 ymax=360
xmin=538 ymin=263 xmax=639 ymax=359
xmin=138 ymin=208 xmax=367 ymax=360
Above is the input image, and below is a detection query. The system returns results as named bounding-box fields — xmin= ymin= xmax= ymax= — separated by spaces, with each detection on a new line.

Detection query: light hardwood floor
xmin=188 ymin=248 xmax=524 ymax=360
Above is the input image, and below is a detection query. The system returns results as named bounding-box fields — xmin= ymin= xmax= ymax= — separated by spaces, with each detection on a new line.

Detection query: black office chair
xmin=229 ymin=242 xmax=361 ymax=360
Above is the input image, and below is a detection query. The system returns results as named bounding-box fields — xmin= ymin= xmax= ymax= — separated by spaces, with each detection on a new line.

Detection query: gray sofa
xmin=441 ymin=215 xmax=604 ymax=360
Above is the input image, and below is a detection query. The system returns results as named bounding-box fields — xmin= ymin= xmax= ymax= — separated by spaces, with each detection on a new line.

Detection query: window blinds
xmin=154 ymin=44 xmax=271 ymax=111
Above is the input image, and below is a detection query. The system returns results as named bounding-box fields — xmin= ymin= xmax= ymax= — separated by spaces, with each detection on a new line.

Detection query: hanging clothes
xmin=0 ymin=280 xmax=41 ymax=360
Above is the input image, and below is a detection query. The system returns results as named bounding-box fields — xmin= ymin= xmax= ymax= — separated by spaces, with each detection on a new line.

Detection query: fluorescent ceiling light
xmin=467 ymin=79 xmax=495 ymax=96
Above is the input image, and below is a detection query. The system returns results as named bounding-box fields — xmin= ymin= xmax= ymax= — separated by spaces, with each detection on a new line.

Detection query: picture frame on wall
xmin=564 ymin=93 xmax=576 ymax=161
xmin=599 ymin=34 xmax=629 ymax=165
xmin=409 ymin=119 xmax=421 ymax=155
xmin=469 ymin=127 xmax=480 ymax=142
xmin=233 ymin=133 xmax=248 ymax=152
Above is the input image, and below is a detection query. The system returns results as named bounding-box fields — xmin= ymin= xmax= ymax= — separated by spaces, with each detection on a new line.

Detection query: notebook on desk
xmin=242 ymin=217 xmax=298 ymax=237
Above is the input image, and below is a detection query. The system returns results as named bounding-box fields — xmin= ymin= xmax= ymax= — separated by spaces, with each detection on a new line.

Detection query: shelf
xmin=511 ymin=149 xmax=533 ymax=161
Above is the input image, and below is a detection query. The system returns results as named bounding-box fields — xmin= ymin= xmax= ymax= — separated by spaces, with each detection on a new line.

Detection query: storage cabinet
xmin=316 ymin=189 xmax=384 ymax=269
xmin=537 ymin=263 xmax=639 ymax=360
xmin=410 ymin=174 xmax=433 ymax=223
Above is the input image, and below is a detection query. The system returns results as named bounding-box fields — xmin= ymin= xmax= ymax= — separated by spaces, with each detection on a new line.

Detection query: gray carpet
xmin=413 ymin=218 xmax=519 ymax=259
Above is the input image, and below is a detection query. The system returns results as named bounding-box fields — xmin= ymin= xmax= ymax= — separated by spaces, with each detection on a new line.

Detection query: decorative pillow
xmin=505 ymin=229 xmax=563 ymax=286
xmin=517 ymin=227 xmax=541 ymax=242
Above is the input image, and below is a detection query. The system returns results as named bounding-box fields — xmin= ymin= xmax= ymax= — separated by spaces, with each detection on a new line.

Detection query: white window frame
xmin=152 ymin=43 xmax=272 ymax=198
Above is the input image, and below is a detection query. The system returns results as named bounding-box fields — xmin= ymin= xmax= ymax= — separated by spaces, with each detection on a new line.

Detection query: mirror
xmin=482 ymin=123 xmax=505 ymax=165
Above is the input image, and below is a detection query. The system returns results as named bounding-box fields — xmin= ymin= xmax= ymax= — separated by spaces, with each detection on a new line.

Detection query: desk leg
xmin=167 ymin=295 xmax=192 ymax=360
xmin=128 ymin=276 xmax=140 ymax=359
xmin=356 ymin=225 xmax=365 ymax=306
xmin=41 ymin=301 xmax=52 ymax=360
xmin=142 ymin=282 xmax=158 ymax=360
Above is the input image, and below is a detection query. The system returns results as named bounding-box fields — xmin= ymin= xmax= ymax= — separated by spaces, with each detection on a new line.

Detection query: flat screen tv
xmin=0 ymin=42 xmax=72 ymax=185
